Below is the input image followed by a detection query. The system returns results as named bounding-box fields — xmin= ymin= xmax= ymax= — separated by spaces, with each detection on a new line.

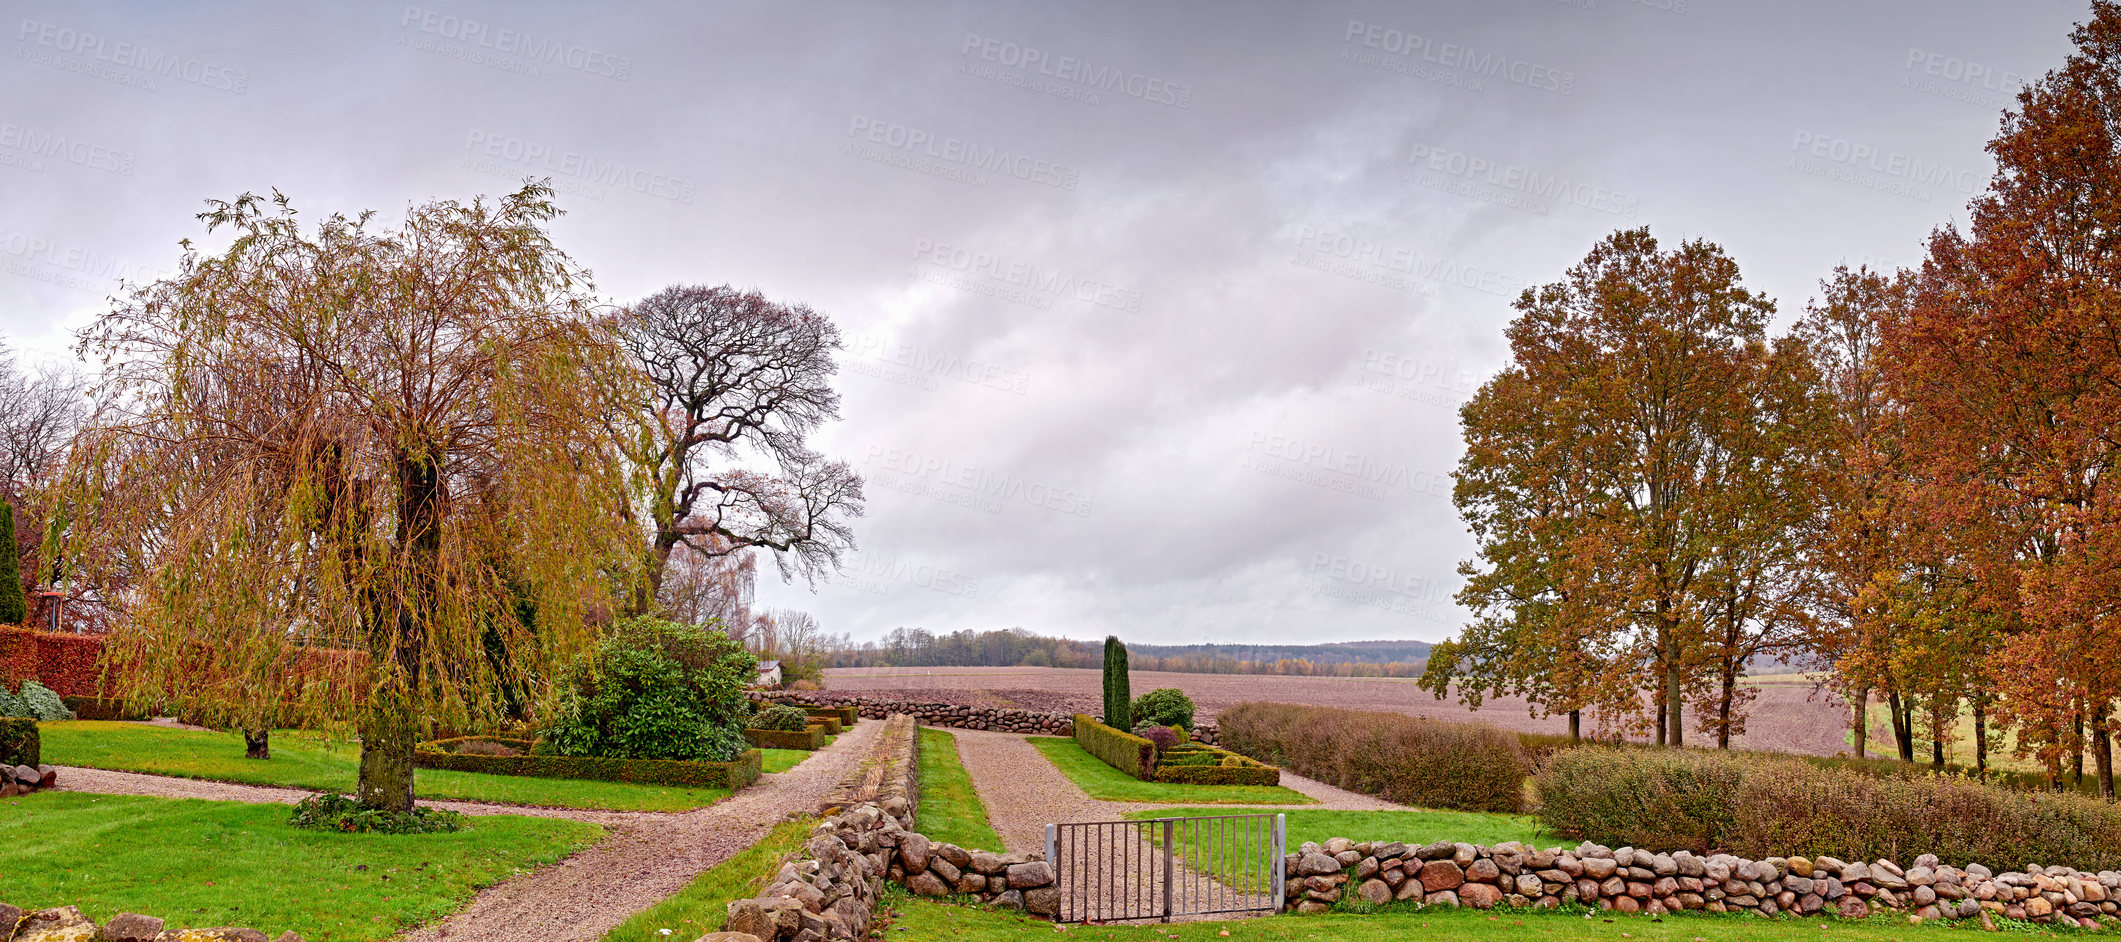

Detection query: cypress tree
xmin=0 ymin=502 xmax=24 ymax=625
xmin=1103 ymin=635 xmax=1131 ymax=729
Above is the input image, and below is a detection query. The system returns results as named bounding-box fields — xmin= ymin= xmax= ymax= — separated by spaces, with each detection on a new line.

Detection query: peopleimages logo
xmin=0 ymin=122 xmax=136 ymax=175
xmin=1789 ymin=130 xmax=1983 ymax=197
xmin=958 ymin=33 xmax=1192 ymax=108
xmin=16 ymin=19 xmax=249 ymax=93
xmin=399 ymin=6 xmax=632 ymax=80
xmin=463 ymin=129 xmax=696 ymax=203
xmin=1408 ymin=143 xmax=1639 ymax=218
xmin=866 ymin=445 xmax=1095 ymax=517
xmin=911 ymin=239 xmax=1142 ymax=313
xmin=846 ymin=116 xmax=1081 ymax=190
xmin=1342 ymin=19 xmax=1576 ymax=95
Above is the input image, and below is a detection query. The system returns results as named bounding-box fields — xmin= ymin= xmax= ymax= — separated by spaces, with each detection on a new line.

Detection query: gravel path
xmin=948 ymin=730 xmax=1385 ymax=922
xmin=54 ymin=720 xmax=883 ymax=942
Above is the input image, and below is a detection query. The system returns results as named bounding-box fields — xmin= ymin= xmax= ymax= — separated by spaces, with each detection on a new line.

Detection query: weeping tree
xmin=62 ymin=182 xmax=641 ymax=813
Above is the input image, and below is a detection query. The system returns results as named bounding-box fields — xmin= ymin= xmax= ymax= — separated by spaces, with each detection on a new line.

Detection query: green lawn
xmin=600 ymin=817 xmax=811 ymax=942
xmin=917 ymin=728 xmax=1004 ymax=851
xmin=43 ymin=721 xmax=787 ymax=812
xmin=0 ymin=791 xmax=600 ymax=942
xmin=1026 ymin=737 xmax=1316 ymax=805
xmin=884 ymin=894 xmax=2045 ymax=940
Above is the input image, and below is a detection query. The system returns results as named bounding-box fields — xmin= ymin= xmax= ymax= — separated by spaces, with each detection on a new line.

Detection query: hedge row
xmin=414 ymin=738 xmax=763 ymax=790
xmin=809 ymin=715 xmax=844 ymax=735
xmin=0 ymin=717 xmax=35 ymax=766
xmin=1074 ymin=713 xmax=1155 ymax=779
xmin=1537 ymin=746 xmax=2121 ymax=871
xmin=0 ymin=626 xmax=104 ymax=697
xmin=807 ymin=704 xmax=858 ymax=726
xmin=1152 ymin=744 xmax=1279 ymax=786
xmin=745 ymin=726 xmax=826 ymax=750
xmin=1217 ymin=701 xmax=1530 ymax=813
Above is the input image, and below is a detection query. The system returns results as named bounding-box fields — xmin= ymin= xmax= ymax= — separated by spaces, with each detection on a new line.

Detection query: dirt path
xmin=55 ymin=720 xmax=883 ymax=942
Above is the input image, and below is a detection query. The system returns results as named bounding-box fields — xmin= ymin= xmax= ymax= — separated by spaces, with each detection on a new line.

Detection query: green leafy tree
xmin=540 ymin=616 xmax=756 ymax=761
xmin=1131 ymin=687 xmax=1195 ymax=730
xmin=0 ymin=502 xmax=23 ymax=625
xmin=1103 ymin=635 xmax=1131 ymax=729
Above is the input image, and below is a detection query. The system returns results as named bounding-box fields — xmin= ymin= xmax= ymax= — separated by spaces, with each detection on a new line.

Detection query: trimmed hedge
xmin=1217 ymin=701 xmax=1529 ymax=813
xmin=0 ymin=717 xmax=35 ymax=766
xmin=415 ymin=738 xmax=762 ymax=790
xmin=745 ymin=726 xmax=826 ymax=750
xmin=806 ymin=704 xmax=857 ymax=726
xmin=60 ymin=696 xmax=137 ymax=721
xmin=1151 ymin=744 xmax=1279 ymax=786
xmin=1537 ymin=746 xmax=2121 ymax=871
xmin=808 ymin=715 xmax=844 ymax=735
xmin=1074 ymin=713 xmax=1155 ymax=779
xmin=0 ymin=625 xmax=106 ymax=697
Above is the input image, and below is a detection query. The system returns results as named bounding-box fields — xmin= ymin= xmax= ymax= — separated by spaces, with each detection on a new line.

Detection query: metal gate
xmin=1045 ymin=813 xmax=1285 ymax=923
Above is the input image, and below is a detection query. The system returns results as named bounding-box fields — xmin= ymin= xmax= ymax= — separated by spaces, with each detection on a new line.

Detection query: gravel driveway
xmin=54 ymin=719 xmax=882 ymax=942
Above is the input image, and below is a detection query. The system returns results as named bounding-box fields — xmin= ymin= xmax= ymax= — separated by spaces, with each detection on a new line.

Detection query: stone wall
xmin=0 ymin=902 xmax=300 ymax=941
xmin=1284 ymin=838 xmax=2117 ymax=928
xmin=751 ymin=691 xmax=1220 ymax=744
xmin=726 ymin=712 xmax=1059 ymax=942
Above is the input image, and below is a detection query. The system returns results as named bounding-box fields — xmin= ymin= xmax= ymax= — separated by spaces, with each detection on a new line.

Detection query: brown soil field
xmin=822 ymin=666 xmax=1857 ymax=758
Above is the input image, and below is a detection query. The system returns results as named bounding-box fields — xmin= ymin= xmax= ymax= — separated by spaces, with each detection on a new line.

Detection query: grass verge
xmin=0 ymin=791 xmax=599 ymax=942
xmin=917 ymin=728 xmax=1003 ymax=851
xmin=599 ymin=817 xmax=811 ymax=942
xmin=884 ymin=895 xmax=2033 ymax=940
xmin=1026 ymin=736 xmax=1315 ymax=805
xmin=44 ymin=720 xmax=738 ymax=812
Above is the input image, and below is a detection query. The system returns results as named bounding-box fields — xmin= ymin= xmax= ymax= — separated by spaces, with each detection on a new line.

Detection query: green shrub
xmin=743 ymin=726 xmax=825 ymax=750
xmin=1102 ymin=637 xmax=1131 ymax=730
xmin=1131 ymin=688 xmax=1195 ymax=730
xmin=541 ymin=616 xmax=755 ymax=762
xmin=1217 ymin=701 xmax=1529 ymax=813
xmin=0 ymin=716 xmax=36 ymax=766
xmin=753 ymin=705 xmax=811 ymax=732
xmin=289 ymin=792 xmax=465 ymax=834
xmin=1075 ymin=713 xmax=1155 ymax=779
xmin=1537 ymin=746 xmax=2121 ymax=872
xmin=2 ymin=680 xmax=73 ymax=721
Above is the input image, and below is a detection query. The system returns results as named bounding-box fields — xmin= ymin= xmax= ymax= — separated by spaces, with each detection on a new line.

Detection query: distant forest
xmin=825 ymin=627 xmax=1433 ymax=677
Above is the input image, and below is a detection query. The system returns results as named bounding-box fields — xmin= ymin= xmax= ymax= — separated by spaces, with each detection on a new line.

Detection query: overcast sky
xmin=0 ymin=1 xmax=2088 ymax=647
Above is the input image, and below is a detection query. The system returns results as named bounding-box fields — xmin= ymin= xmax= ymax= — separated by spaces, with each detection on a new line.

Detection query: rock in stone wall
xmin=1283 ymin=838 xmax=2118 ymax=928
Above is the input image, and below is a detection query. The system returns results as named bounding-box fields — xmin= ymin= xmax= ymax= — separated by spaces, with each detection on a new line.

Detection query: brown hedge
xmin=1537 ymin=746 xmax=2121 ymax=871
xmin=415 ymin=738 xmax=762 ymax=790
xmin=1074 ymin=713 xmax=1155 ymax=779
xmin=745 ymin=726 xmax=826 ymax=750
xmin=0 ymin=717 xmax=36 ymax=766
xmin=1216 ymin=701 xmax=1529 ymax=813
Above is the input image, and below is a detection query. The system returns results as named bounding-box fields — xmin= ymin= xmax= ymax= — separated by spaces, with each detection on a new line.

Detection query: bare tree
xmin=656 ymin=535 xmax=756 ymax=633
xmin=616 ymin=284 xmax=863 ymax=613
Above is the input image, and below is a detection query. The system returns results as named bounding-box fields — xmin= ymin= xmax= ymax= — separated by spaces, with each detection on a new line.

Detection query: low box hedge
xmin=0 ymin=718 xmax=37 ymax=767
xmin=1151 ymin=743 xmax=1280 ymax=786
xmin=745 ymin=726 xmax=826 ymax=750
xmin=414 ymin=737 xmax=762 ymax=790
xmin=1074 ymin=713 xmax=1156 ymax=779
xmin=807 ymin=704 xmax=857 ymax=726
xmin=808 ymin=715 xmax=844 ymax=735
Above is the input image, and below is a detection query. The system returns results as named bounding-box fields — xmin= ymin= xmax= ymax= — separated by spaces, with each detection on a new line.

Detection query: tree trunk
xmin=357 ymin=450 xmax=440 ymax=814
xmin=1717 ymin=659 xmax=1736 ymax=750
xmin=1973 ymin=695 xmax=1988 ymax=780
xmin=1889 ymin=689 xmax=1914 ymax=762
xmin=1931 ymin=703 xmax=1946 ymax=770
xmin=2096 ymin=700 xmax=2114 ymax=800
xmin=243 ymin=728 xmax=270 ymax=760
xmin=2074 ymin=710 xmax=2086 ymax=788
xmin=1569 ymin=709 xmax=1581 ymax=743
xmin=1851 ymin=686 xmax=1869 ymax=759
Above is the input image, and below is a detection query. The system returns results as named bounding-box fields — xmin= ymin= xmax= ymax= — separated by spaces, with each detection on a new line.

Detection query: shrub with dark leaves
xmin=1135 ymin=724 xmax=1181 ymax=751
xmin=753 ymin=704 xmax=812 ymax=732
xmin=289 ymin=793 xmax=465 ymax=834
xmin=540 ymin=616 xmax=755 ymax=762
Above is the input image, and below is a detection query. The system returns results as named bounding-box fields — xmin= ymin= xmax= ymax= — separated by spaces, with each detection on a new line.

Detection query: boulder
xmin=1459 ymin=883 xmax=1503 ymax=909
xmin=906 ymin=870 xmax=949 ymax=897
xmin=935 ymin=843 xmax=973 ymax=868
xmin=969 ymin=851 xmax=1008 ymax=875
xmin=692 ymin=934 xmax=765 ymax=942
xmin=1419 ymin=860 xmax=1466 ymax=892
xmin=1024 ymin=887 xmax=1060 ymax=917
xmin=1465 ymin=858 xmax=1500 ymax=884
xmin=986 ymin=890 xmax=1024 ymax=911
xmin=1357 ymin=879 xmax=1392 ymax=905
xmin=1297 ymin=853 xmax=1340 ymax=876
xmin=1582 ymin=857 xmax=1618 ymax=880
xmin=928 ymin=857 xmax=962 ymax=885
xmin=18 ymin=906 xmax=95 ymax=941
xmin=899 ymin=833 xmax=931 ymax=873
xmin=1005 ymin=861 xmax=1053 ymax=889
xmin=103 ymin=914 xmax=168 ymax=942
xmin=725 ymin=897 xmax=804 ymax=940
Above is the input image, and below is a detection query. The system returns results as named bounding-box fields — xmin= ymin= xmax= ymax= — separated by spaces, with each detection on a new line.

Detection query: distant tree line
xmin=824 ymin=627 xmax=1429 ymax=677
